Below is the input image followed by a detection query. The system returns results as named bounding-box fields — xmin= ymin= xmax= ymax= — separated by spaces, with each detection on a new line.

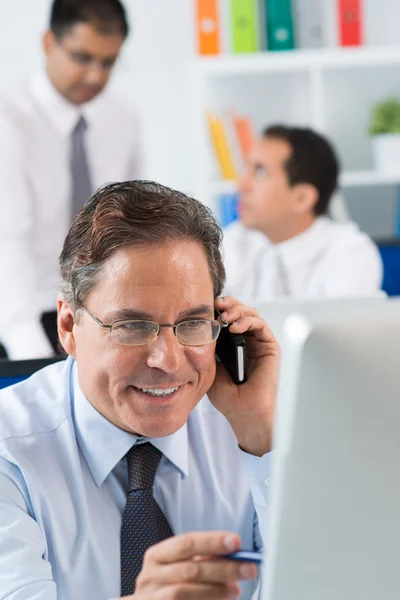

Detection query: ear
xmin=292 ymin=183 xmax=318 ymax=215
xmin=57 ymin=294 xmax=77 ymax=358
xmin=43 ymin=30 xmax=57 ymax=58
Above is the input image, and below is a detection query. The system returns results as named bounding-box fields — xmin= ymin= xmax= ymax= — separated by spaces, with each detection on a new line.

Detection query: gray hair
xmin=59 ymin=180 xmax=226 ymax=312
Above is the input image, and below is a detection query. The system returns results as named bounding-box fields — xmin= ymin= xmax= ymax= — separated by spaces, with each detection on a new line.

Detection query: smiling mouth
xmin=133 ymin=386 xmax=181 ymax=398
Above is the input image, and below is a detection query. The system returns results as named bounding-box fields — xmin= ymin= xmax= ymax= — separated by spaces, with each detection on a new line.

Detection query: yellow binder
xmin=207 ymin=112 xmax=238 ymax=180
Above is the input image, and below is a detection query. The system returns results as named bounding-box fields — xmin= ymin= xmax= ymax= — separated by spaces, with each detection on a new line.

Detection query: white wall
xmin=119 ymin=0 xmax=194 ymax=191
xmin=0 ymin=0 xmax=195 ymax=192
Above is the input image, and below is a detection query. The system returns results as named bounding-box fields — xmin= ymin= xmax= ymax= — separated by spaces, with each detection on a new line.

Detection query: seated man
xmin=0 ymin=181 xmax=278 ymax=600
xmin=223 ymin=125 xmax=383 ymax=301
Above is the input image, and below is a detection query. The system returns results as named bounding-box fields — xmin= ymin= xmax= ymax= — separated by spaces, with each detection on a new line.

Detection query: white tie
xmin=275 ymin=252 xmax=290 ymax=297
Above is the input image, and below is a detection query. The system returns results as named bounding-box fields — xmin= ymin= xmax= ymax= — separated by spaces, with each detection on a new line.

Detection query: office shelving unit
xmin=190 ymin=44 xmax=400 ymax=218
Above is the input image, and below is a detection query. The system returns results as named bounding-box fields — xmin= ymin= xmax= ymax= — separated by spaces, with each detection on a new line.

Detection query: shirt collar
xmin=71 ymin=360 xmax=189 ymax=487
xmin=29 ymin=71 xmax=99 ymax=137
xmin=276 ymin=216 xmax=330 ymax=267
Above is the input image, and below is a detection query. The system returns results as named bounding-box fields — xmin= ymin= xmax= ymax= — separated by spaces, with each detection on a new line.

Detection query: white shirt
xmin=0 ymin=72 xmax=142 ymax=359
xmin=223 ymin=217 xmax=383 ymax=302
xmin=0 ymin=358 xmax=271 ymax=599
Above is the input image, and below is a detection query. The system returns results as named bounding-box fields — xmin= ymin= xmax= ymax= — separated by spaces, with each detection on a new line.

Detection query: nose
xmin=145 ymin=327 xmax=187 ymax=374
xmin=85 ymin=63 xmax=108 ymax=86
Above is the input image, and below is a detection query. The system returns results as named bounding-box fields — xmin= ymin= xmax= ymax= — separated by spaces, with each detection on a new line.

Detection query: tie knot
xmin=126 ymin=442 xmax=162 ymax=493
xmin=73 ymin=115 xmax=88 ymax=136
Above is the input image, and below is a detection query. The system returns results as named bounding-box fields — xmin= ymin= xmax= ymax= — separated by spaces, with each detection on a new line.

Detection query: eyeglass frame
xmin=57 ymin=41 xmax=120 ymax=73
xmin=78 ymin=303 xmax=228 ymax=347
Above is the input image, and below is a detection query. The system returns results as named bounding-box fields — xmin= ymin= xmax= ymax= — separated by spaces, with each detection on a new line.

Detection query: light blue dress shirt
xmin=0 ymin=357 xmax=272 ymax=599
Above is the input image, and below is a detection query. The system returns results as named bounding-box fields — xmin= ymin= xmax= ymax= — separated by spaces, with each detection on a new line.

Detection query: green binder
xmin=265 ymin=0 xmax=295 ymax=51
xmin=230 ymin=0 xmax=260 ymax=53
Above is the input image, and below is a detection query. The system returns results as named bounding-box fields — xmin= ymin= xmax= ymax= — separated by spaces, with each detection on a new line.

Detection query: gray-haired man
xmin=0 ymin=181 xmax=278 ymax=599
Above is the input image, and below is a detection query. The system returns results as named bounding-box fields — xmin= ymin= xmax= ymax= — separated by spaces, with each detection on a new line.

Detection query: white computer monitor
xmin=261 ymin=299 xmax=400 ymax=600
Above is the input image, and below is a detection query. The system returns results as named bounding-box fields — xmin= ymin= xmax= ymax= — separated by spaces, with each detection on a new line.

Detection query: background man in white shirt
xmin=0 ymin=180 xmax=277 ymax=599
xmin=223 ymin=125 xmax=383 ymax=302
xmin=0 ymin=0 xmax=142 ymax=360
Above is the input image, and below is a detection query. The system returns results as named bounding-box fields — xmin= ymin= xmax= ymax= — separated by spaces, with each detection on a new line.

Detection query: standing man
xmin=223 ymin=125 xmax=382 ymax=301
xmin=0 ymin=180 xmax=278 ymax=599
xmin=0 ymin=0 xmax=141 ymax=359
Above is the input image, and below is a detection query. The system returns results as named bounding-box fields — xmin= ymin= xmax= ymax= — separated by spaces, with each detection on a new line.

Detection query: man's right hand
xmin=121 ymin=531 xmax=259 ymax=599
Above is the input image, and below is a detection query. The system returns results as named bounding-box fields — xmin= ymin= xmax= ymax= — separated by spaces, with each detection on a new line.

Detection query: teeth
xmin=139 ymin=387 xmax=179 ymax=397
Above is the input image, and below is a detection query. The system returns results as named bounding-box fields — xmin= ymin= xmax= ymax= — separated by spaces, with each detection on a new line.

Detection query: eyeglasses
xmin=79 ymin=304 xmax=222 ymax=347
xmin=59 ymin=43 xmax=118 ymax=72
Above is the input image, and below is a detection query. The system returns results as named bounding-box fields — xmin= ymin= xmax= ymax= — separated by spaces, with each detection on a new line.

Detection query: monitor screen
xmin=0 ymin=357 xmax=64 ymax=390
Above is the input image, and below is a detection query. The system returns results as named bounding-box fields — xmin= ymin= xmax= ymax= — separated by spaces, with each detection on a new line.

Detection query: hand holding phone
xmin=210 ymin=297 xmax=278 ymax=457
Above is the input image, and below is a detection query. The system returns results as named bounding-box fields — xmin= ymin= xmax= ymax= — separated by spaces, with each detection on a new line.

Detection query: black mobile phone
xmin=215 ymin=315 xmax=247 ymax=385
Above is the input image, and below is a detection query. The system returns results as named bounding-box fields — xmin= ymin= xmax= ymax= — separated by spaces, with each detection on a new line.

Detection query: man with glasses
xmin=0 ymin=180 xmax=278 ymax=600
xmin=0 ymin=0 xmax=142 ymax=360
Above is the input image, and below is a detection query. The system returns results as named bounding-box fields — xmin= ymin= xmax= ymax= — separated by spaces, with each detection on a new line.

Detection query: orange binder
xmin=196 ymin=0 xmax=220 ymax=55
xmin=231 ymin=113 xmax=255 ymax=162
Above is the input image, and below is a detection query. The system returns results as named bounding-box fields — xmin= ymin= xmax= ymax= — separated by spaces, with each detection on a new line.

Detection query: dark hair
xmin=50 ymin=0 xmax=129 ymax=40
xmin=263 ymin=125 xmax=339 ymax=215
xmin=60 ymin=181 xmax=226 ymax=310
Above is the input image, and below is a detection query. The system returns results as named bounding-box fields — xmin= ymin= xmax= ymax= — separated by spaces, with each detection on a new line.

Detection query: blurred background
xmin=3 ymin=0 xmax=400 ymax=238
xmin=0 ymin=0 xmax=193 ymax=193
xmin=2 ymin=0 xmax=400 ymax=361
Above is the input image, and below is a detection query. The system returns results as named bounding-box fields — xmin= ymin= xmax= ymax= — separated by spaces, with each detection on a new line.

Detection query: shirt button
xmin=264 ymin=477 xmax=272 ymax=487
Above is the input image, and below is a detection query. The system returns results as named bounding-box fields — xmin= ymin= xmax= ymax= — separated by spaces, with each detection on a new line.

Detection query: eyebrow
xmin=69 ymin=49 xmax=119 ymax=62
xmin=105 ymin=304 xmax=214 ymax=323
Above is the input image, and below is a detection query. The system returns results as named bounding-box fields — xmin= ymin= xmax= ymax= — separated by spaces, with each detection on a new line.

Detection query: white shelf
xmin=341 ymin=170 xmax=400 ymax=187
xmin=193 ymin=45 xmax=400 ymax=76
xmin=190 ymin=39 xmax=400 ymax=220
xmin=208 ymin=171 xmax=400 ymax=196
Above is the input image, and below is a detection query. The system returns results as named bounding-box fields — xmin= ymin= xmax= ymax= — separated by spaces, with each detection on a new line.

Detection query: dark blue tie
xmin=120 ymin=442 xmax=174 ymax=596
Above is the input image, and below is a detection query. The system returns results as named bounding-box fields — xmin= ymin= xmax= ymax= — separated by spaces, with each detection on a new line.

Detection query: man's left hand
xmin=208 ymin=296 xmax=280 ymax=457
